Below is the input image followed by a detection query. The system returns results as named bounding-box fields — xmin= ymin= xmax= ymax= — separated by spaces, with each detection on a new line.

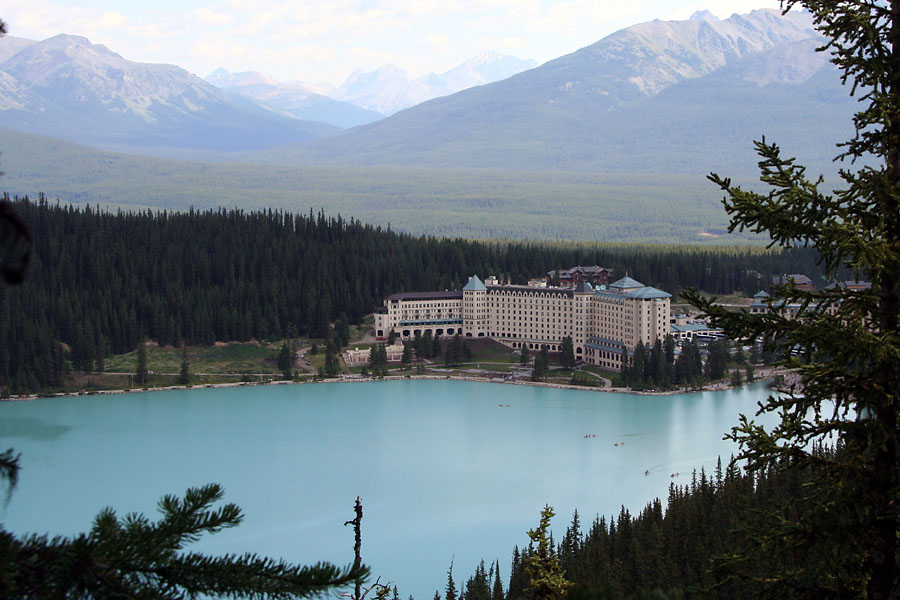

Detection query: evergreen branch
xmin=0 ymin=486 xmax=367 ymax=599
xmin=0 ymin=448 xmax=20 ymax=502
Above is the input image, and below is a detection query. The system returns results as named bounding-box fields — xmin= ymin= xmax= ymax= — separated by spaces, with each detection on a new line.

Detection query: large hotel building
xmin=374 ymin=273 xmax=671 ymax=371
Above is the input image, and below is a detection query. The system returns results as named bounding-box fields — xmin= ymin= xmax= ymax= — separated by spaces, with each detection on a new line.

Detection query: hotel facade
xmin=374 ymin=274 xmax=671 ymax=371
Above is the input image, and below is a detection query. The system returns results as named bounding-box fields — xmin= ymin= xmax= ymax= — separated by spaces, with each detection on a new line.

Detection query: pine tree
xmin=324 ymin=338 xmax=341 ymax=378
xmin=491 ymin=561 xmax=503 ymax=600
xmin=368 ymin=344 xmax=388 ymax=377
xmin=683 ymin=1 xmax=900 ymax=595
xmin=704 ymin=340 xmax=727 ymax=381
xmin=445 ymin=560 xmax=457 ymax=600
xmin=523 ymin=506 xmax=571 ymax=600
xmin=401 ymin=343 xmax=412 ymax=369
xmin=464 ymin=560 xmax=491 ymax=600
xmin=446 ymin=334 xmax=465 ymax=367
xmin=531 ymin=354 xmax=546 ymax=382
xmin=94 ymin=321 xmax=105 ymax=373
xmin=278 ymin=341 xmax=293 ymax=372
xmin=559 ymin=337 xmax=575 ymax=370
xmin=0 ymin=470 xmax=366 ymax=597
xmin=648 ymin=342 xmax=667 ymax=388
xmin=629 ymin=342 xmax=647 ymax=390
xmin=664 ymin=334 xmax=676 ymax=366
xmin=336 ymin=313 xmax=351 ymax=348
xmin=135 ymin=341 xmax=148 ymax=386
xmin=422 ymin=331 xmax=434 ymax=360
xmin=178 ymin=343 xmax=190 ymax=385
xmin=413 ymin=331 xmax=423 ymax=360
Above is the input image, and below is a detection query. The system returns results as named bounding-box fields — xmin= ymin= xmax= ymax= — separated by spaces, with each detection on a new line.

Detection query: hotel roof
xmin=609 ymin=276 xmax=643 ymax=289
xmin=624 ymin=286 xmax=671 ymax=299
xmin=463 ymin=275 xmax=487 ymax=291
xmin=385 ymin=291 xmax=463 ymax=301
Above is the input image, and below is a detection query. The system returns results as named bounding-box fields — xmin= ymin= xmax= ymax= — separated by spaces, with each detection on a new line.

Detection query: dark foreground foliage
xmin=0 ymin=451 xmax=366 ymax=599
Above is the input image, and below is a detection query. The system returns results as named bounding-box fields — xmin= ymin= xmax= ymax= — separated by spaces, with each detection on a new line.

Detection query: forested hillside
xmin=1 ymin=197 xmax=834 ymax=393
xmin=0 ymin=127 xmax=747 ymax=244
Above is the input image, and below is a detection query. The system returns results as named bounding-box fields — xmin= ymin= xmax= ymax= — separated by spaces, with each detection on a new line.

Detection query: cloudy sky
xmin=0 ymin=0 xmax=780 ymax=87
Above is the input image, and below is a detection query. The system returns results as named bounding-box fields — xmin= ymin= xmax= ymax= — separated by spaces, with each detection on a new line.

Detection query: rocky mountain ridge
xmin=0 ymin=34 xmax=337 ymax=157
xmin=247 ymin=8 xmax=845 ymax=175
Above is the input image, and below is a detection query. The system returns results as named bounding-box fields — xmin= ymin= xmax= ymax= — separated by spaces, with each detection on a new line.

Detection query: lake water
xmin=0 ymin=379 xmax=775 ymax=599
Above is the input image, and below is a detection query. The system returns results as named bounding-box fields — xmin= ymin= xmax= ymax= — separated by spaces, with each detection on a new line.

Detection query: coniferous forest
xmin=0 ymin=195 xmax=834 ymax=393
xmin=449 ymin=449 xmax=837 ymax=600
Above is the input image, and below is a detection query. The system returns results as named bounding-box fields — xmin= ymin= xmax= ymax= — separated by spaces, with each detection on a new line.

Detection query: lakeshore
xmin=5 ymin=365 xmax=789 ymax=402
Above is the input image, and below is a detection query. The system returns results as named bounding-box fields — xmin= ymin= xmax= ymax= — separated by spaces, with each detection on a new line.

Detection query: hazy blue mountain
xmin=205 ymin=68 xmax=384 ymax=128
xmin=0 ymin=36 xmax=35 ymax=63
xmin=333 ymin=52 xmax=538 ymax=115
xmin=0 ymin=34 xmax=338 ymax=158
xmin=248 ymin=9 xmax=849 ymax=176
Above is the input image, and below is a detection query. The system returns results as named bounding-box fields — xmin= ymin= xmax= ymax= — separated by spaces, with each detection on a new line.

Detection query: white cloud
xmin=245 ymin=10 xmax=278 ymax=34
xmin=522 ymin=0 xmax=647 ymax=36
xmin=426 ymin=32 xmax=451 ymax=52
xmin=189 ymin=7 xmax=235 ymax=26
xmin=127 ymin=23 xmax=182 ymax=41
xmin=498 ymin=36 xmax=528 ymax=51
xmin=96 ymin=11 xmax=129 ymax=29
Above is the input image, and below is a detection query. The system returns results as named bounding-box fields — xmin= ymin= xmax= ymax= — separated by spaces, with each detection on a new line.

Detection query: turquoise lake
xmin=0 ymin=379 xmax=776 ymax=599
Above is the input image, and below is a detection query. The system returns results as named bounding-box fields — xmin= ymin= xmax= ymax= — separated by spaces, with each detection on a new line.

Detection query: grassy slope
xmin=0 ymin=128 xmax=761 ymax=243
xmin=52 ymin=331 xmax=551 ymax=395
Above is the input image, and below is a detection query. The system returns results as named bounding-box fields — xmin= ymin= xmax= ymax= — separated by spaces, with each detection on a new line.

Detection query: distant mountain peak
xmin=334 ymin=52 xmax=536 ymax=115
xmin=690 ymin=10 xmax=719 ymax=21
xmin=204 ymin=66 xmax=384 ymax=128
xmin=45 ymin=33 xmax=91 ymax=45
xmin=39 ymin=33 xmax=121 ymax=58
xmin=0 ymin=35 xmax=37 ymax=63
xmin=467 ymin=51 xmax=504 ymax=64
xmin=205 ymin=69 xmax=277 ymax=87
xmin=206 ymin=67 xmax=232 ymax=81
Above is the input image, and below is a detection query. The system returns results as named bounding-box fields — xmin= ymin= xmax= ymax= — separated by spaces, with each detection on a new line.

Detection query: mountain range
xmin=248 ymin=9 xmax=855 ymax=176
xmin=0 ymin=34 xmax=337 ymax=158
xmin=205 ymin=52 xmax=538 ymax=125
xmin=0 ymin=8 xmax=865 ymax=241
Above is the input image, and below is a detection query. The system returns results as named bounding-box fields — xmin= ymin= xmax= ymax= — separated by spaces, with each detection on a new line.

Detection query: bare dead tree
xmin=342 ymin=497 xmax=389 ymax=600
xmin=344 ymin=497 xmax=364 ymax=600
